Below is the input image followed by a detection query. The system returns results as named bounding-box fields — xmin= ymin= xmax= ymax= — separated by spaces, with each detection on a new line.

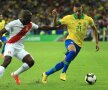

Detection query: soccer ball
xmin=85 ymin=73 xmax=96 ymax=85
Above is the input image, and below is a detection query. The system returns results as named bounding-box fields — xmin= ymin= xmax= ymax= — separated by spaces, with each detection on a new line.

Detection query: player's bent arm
xmin=37 ymin=24 xmax=66 ymax=31
xmin=52 ymin=9 xmax=66 ymax=26
xmin=0 ymin=28 xmax=8 ymax=39
xmin=37 ymin=25 xmax=61 ymax=30
xmin=0 ymin=28 xmax=7 ymax=48
xmin=91 ymin=25 xmax=99 ymax=51
xmin=52 ymin=9 xmax=58 ymax=26
xmin=53 ymin=15 xmax=57 ymax=26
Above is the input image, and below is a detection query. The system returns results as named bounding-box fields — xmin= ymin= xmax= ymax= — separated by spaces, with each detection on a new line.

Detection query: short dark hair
xmin=21 ymin=10 xmax=32 ymax=20
xmin=74 ymin=3 xmax=81 ymax=7
xmin=19 ymin=10 xmax=32 ymax=25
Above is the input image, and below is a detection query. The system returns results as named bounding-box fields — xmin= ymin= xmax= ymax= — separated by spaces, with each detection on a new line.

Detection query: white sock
xmin=0 ymin=66 xmax=5 ymax=77
xmin=14 ymin=63 xmax=30 ymax=75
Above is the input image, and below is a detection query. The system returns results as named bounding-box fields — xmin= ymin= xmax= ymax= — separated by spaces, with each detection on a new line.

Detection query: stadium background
xmin=0 ymin=0 xmax=108 ymax=41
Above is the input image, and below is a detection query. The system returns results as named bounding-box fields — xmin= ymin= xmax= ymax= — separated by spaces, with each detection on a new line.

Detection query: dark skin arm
xmin=37 ymin=25 xmax=61 ymax=30
xmin=52 ymin=9 xmax=67 ymax=29
xmin=36 ymin=9 xmax=66 ymax=31
xmin=0 ymin=25 xmax=61 ymax=47
xmin=52 ymin=9 xmax=58 ymax=26
xmin=0 ymin=28 xmax=8 ymax=48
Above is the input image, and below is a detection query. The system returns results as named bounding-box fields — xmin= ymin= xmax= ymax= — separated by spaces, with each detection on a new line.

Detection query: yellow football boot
xmin=60 ymin=73 xmax=66 ymax=81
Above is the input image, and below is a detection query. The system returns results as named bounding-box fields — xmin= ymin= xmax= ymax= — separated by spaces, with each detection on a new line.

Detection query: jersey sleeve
xmin=0 ymin=20 xmax=5 ymax=30
xmin=89 ymin=17 xmax=95 ymax=26
xmin=2 ymin=20 xmax=5 ymax=25
xmin=58 ymin=15 xmax=69 ymax=25
xmin=32 ymin=23 xmax=39 ymax=29
xmin=5 ymin=21 xmax=14 ymax=32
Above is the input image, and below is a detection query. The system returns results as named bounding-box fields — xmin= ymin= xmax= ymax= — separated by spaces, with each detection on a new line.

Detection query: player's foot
xmin=42 ymin=72 xmax=48 ymax=83
xmin=11 ymin=72 xmax=20 ymax=85
xmin=60 ymin=73 xmax=66 ymax=81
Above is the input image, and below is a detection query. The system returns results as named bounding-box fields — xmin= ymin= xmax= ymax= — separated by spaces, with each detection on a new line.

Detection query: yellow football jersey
xmin=59 ymin=13 xmax=95 ymax=47
xmin=0 ymin=20 xmax=5 ymax=36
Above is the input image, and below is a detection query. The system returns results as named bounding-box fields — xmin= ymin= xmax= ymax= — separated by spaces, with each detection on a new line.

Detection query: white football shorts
xmin=4 ymin=43 xmax=29 ymax=60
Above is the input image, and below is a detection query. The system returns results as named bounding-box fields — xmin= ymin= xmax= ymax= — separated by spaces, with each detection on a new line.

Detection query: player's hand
xmin=96 ymin=44 xmax=99 ymax=51
xmin=52 ymin=9 xmax=58 ymax=16
xmin=0 ymin=41 xmax=2 ymax=48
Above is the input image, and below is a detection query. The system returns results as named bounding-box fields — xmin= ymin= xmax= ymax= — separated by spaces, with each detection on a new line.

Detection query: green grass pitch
xmin=0 ymin=42 xmax=108 ymax=90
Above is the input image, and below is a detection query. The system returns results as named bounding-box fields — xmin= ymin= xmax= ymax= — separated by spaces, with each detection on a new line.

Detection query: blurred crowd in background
xmin=0 ymin=0 xmax=108 ymax=41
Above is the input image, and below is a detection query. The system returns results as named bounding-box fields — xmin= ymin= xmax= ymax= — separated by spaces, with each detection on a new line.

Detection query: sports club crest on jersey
xmin=83 ymin=22 xmax=86 ymax=26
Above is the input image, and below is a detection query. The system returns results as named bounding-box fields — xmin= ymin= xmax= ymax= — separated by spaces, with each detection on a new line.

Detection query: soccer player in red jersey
xmin=0 ymin=9 xmax=59 ymax=85
xmin=0 ymin=10 xmax=39 ymax=85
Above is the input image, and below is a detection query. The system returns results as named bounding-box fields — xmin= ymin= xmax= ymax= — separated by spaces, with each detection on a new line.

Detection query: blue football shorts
xmin=64 ymin=39 xmax=81 ymax=56
xmin=1 ymin=36 xmax=7 ymax=42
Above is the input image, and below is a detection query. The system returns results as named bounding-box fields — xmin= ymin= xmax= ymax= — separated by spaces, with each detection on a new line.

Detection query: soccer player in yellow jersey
xmin=42 ymin=3 xmax=99 ymax=83
xmin=0 ymin=13 xmax=7 ymax=57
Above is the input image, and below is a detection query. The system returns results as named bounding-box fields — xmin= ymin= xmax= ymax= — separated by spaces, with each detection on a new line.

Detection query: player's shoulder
xmin=0 ymin=20 xmax=5 ymax=24
xmin=62 ymin=15 xmax=73 ymax=20
xmin=13 ymin=19 xmax=21 ymax=23
xmin=2 ymin=20 xmax=5 ymax=23
xmin=6 ymin=19 xmax=21 ymax=27
xmin=84 ymin=14 xmax=93 ymax=20
xmin=9 ymin=19 xmax=19 ymax=24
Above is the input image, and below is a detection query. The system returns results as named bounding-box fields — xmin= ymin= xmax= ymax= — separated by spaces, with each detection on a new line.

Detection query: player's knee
xmin=25 ymin=59 xmax=35 ymax=67
xmin=2 ymin=56 xmax=12 ymax=68
xmin=29 ymin=59 xmax=35 ymax=67
xmin=23 ymin=55 xmax=35 ymax=67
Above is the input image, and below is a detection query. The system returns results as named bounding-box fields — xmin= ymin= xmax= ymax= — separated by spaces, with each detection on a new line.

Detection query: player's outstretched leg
xmin=0 ymin=56 xmax=12 ymax=77
xmin=60 ymin=50 xmax=76 ymax=81
xmin=0 ymin=66 xmax=5 ymax=77
xmin=11 ymin=72 xmax=20 ymax=85
xmin=11 ymin=54 xmax=34 ymax=85
xmin=42 ymin=61 xmax=64 ymax=83
xmin=42 ymin=72 xmax=48 ymax=83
